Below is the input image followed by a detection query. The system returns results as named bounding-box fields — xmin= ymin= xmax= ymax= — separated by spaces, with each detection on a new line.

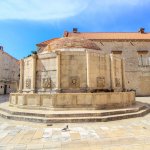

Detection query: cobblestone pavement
xmin=0 ymin=96 xmax=149 ymax=150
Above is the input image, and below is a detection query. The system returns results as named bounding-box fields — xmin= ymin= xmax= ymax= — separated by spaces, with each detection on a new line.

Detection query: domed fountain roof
xmin=44 ymin=37 xmax=101 ymax=51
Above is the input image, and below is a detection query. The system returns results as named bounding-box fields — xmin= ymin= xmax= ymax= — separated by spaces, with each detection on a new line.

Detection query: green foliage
xmin=27 ymin=54 xmax=32 ymax=57
xmin=31 ymin=51 xmax=37 ymax=54
xmin=24 ymin=51 xmax=37 ymax=58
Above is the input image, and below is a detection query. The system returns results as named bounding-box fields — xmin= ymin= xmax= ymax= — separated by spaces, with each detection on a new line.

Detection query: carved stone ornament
xmin=97 ymin=77 xmax=105 ymax=88
xmin=26 ymin=79 xmax=31 ymax=89
xmin=42 ymin=78 xmax=51 ymax=88
xmin=69 ymin=76 xmax=80 ymax=88
xmin=115 ymin=78 xmax=121 ymax=87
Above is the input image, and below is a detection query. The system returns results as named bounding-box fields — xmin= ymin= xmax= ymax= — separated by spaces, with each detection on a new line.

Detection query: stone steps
xmin=0 ymin=104 xmax=146 ymax=118
xmin=0 ymin=102 xmax=149 ymax=123
xmin=0 ymin=107 xmax=149 ymax=123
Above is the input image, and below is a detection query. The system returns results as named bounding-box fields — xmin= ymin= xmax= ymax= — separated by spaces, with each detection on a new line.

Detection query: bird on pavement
xmin=62 ymin=125 xmax=69 ymax=131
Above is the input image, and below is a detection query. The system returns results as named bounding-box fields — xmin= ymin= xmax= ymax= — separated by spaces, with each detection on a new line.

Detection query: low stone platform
xmin=10 ymin=92 xmax=135 ymax=109
xmin=0 ymin=101 xmax=149 ymax=123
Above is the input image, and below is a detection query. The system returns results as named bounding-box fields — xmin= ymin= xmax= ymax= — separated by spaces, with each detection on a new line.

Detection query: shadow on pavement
xmin=0 ymin=94 xmax=9 ymax=104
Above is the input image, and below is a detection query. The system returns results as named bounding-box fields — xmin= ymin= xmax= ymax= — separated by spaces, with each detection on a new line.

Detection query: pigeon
xmin=62 ymin=125 xmax=69 ymax=131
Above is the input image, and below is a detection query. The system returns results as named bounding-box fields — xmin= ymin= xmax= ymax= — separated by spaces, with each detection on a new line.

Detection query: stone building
xmin=0 ymin=46 xmax=19 ymax=94
xmin=19 ymin=37 xmax=126 ymax=94
xmin=10 ymin=37 xmax=135 ymax=110
xmin=36 ymin=28 xmax=150 ymax=96
xmin=5 ymin=34 xmax=150 ymax=123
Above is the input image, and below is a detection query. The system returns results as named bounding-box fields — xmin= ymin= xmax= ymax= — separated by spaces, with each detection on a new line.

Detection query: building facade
xmin=0 ymin=46 xmax=19 ymax=94
xmin=37 ymin=28 xmax=150 ymax=96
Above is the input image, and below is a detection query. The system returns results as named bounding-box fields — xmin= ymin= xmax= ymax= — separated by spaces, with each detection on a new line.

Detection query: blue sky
xmin=0 ymin=0 xmax=150 ymax=60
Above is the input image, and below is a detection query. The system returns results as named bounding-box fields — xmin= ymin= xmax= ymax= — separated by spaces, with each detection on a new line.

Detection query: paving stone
xmin=70 ymin=132 xmax=81 ymax=141
xmin=32 ymin=129 xmax=43 ymax=140
xmin=61 ymin=131 xmax=71 ymax=143
xmin=5 ymin=146 xmax=15 ymax=150
xmin=43 ymin=142 xmax=61 ymax=149
xmin=43 ymin=149 xmax=61 ymax=150
xmin=143 ymin=144 xmax=150 ymax=150
xmin=19 ymin=130 xmax=36 ymax=144
xmin=88 ymin=141 xmax=104 ymax=149
xmin=43 ymin=128 xmax=52 ymax=138
xmin=8 ymin=130 xmax=28 ymax=144
xmin=0 ymin=96 xmax=149 ymax=150
xmin=27 ymin=144 xmax=43 ymax=150
xmin=123 ymin=145 xmax=144 ymax=150
xmin=0 ymin=135 xmax=14 ymax=144
xmin=14 ymin=144 xmax=27 ymax=150
xmin=62 ymin=141 xmax=90 ymax=150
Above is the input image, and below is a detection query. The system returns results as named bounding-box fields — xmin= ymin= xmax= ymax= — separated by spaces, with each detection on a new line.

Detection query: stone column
xmin=31 ymin=54 xmax=37 ymax=93
xmin=19 ymin=59 xmax=24 ymax=93
xmin=121 ymin=58 xmax=126 ymax=90
xmin=106 ymin=54 xmax=111 ymax=89
xmin=110 ymin=54 xmax=115 ymax=90
xmin=56 ymin=52 xmax=61 ymax=91
xmin=86 ymin=51 xmax=91 ymax=89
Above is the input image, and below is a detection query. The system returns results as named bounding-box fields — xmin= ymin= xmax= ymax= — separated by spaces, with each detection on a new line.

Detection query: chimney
xmin=138 ymin=28 xmax=145 ymax=33
xmin=0 ymin=46 xmax=3 ymax=51
xmin=73 ymin=28 xmax=78 ymax=33
xmin=63 ymin=31 xmax=69 ymax=37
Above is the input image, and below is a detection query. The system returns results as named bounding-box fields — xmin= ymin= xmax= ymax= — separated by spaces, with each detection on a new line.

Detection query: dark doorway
xmin=4 ymin=85 xmax=7 ymax=95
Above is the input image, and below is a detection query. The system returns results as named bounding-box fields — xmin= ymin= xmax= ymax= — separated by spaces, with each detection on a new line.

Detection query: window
xmin=137 ymin=51 xmax=150 ymax=67
xmin=111 ymin=50 xmax=122 ymax=57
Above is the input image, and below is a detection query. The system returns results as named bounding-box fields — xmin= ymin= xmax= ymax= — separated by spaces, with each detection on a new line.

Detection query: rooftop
xmin=36 ymin=28 xmax=150 ymax=48
xmin=44 ymin=37 xmax=101 ymax=51
xmin=36 ymin=38 xmax=59 ymax=47
xmin=64 ymin=31 xmax=150 ymax=40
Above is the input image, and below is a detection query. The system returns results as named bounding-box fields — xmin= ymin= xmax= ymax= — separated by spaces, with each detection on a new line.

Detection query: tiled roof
xmin=44 ymin=37 xmax=101 ymax=51
xmin=64 ymin=32 xmax=150 ymax=40
xmin=36 ymin=31 xmax=150 ymax=49
xmin=36 ymin=38 xmax=59 ymax=47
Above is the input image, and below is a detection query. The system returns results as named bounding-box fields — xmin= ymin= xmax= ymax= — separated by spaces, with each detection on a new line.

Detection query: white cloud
xmin=0 ymin=0 xmax=91 ymax=20
xmin=0 ymin=0 xmax=148 ymax=21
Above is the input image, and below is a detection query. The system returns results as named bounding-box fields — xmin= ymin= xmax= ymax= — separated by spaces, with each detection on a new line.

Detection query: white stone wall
xmin=23 ymin=57 xmax=33 ymax=91
xmin=60 ymin=51 xmax=87 ymax=90
xmin=20 ymin=50 xmax=124 ymax=94
xmin=94 ymin=41 xmax=150 ymax=96
xmin=87 ymin=52 xmax=110 ymax=89
xmin=10 ymin=92 xmax=135 ymax=109
xmin=0 ymin=82 xmax=4 ymax=94
xmin=0 ymin=50 xmax=19 ymax=94
xmin=36 ymin=53 xmax=57 ymax=91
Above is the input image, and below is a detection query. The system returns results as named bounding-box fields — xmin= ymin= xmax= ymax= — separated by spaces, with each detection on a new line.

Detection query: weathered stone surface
xmin=8 ymin=37 xmax=139 ymax=124
xmin=20 ymin=51 xmax=125 ymax=93
xmin=45 ymin=37 xmax=101 ymax=50
xmin=0 ymin=48 xmax=19 ymax=95
xmin=0 ymin=98 xmax=150 ymax=123
xmin=10 ymin=92 xmax=135 ymax=109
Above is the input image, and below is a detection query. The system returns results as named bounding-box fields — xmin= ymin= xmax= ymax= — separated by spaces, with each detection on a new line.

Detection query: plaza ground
xmin=0 ymin=95 xmax=149 ymax=150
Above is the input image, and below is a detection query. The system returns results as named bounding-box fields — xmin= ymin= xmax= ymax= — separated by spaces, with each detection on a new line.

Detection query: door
xmin=4 ymin=85 xmax=7 ymax=95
